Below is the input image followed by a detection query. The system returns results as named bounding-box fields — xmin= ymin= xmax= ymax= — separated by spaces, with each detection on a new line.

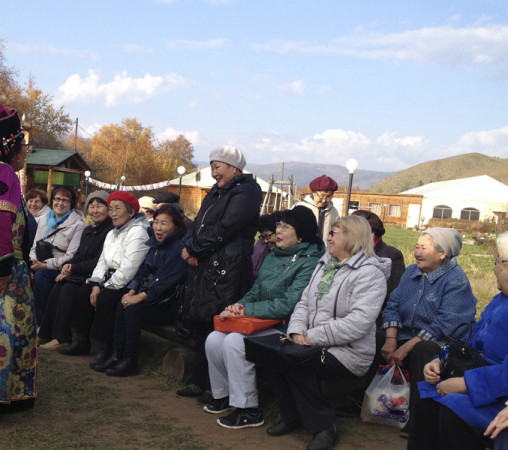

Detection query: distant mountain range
xmin=195 ymin=160 xmax=393 ymax=190
xmin=195 ymin=152 xmax=508 ymax=192
xmin=368 ymin=153 xmax=508 ymax=193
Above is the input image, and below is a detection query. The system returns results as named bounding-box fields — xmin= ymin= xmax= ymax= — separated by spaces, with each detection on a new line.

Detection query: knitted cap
xmin=107 ymin=191 xmax=140 ymax=214
xmin=422 ymin=227 xmax=462 ymax=258
xmin=280 ymin=206 xmax=319 ymax=244
xmin=85 ymin=190 xmax=109 ymax=210
xmin=309 ymin=175 xmax=338 ymax=192
xmin=209 ymin=146 xmax=246 ymax=171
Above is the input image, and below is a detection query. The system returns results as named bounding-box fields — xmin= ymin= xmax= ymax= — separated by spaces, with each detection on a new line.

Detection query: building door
xmin=406 ymin=203 xmax=421 ymax=229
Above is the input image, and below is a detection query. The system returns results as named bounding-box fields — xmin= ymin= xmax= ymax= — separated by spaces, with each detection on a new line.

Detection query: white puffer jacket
xmin=88 ymin=214 xmax=150 ymax=289
xmin=287 ymin=251 xmax=391 ymax=376
xmin=30 ymin=209 xmax=86 ymax=271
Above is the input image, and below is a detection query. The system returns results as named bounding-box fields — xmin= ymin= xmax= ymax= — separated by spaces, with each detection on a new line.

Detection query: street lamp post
xmin=119 ymin=175 xmax=126 ymax=191
xmin=345 ymin=159 xmax=358 ymax=216
xmin=177 ymin=166 xmax=186 ymax=200
xmin=84 ymin=170 xmax=91 ymax=198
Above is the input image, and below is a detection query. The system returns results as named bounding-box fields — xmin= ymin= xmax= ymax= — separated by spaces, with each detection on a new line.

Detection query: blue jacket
xmin=382 ymin=258 xmax=476 ymax=345
xmin=127 ymin=229 xmax=189 ymax=304
xmin=436 ymin=292 xmax=508 ymax=431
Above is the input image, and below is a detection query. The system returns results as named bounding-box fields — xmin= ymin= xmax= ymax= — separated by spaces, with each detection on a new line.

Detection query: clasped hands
xmin=424 ymin=358 xmax=467 ymax=396
xmin=218 ymin=303 xmax=245 ymax=321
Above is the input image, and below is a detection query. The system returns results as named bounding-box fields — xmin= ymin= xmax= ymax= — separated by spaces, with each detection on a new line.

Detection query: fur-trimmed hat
xmin=107 ymin=191 xmax=140 ymax=214
xmin=309 ymin=175 xmax=338 ymax=192
xmin=209 ymin=146 xmax=246 ymax=171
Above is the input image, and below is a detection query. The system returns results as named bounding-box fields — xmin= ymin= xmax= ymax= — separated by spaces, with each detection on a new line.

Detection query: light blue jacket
xmin=382 ymin=258 xmax=476 ymax=346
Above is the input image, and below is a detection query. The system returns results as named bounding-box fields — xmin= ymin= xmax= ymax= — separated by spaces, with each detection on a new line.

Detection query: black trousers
xmin=407 ymin=398 xmax=493 ymax=450
xmin=113 ymin=301 xmax=175 ymax=358
xmin=396 ymin=339 xmax=440 ymax=432
xmin=188 ymin=320 xmax=214 ymax=390
xmin=272 ymin=351 xmax=358 ymax=434
xmin=38 ymin=282 xmax=93 ymax=343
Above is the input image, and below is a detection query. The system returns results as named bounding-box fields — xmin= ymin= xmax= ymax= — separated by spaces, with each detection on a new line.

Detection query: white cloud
xmin=7 ymin=42 xmax=97 ymax=60
xmin=458 ymin=125 xmax=508 ymax=147
xmin=79 ymin=122 xmax=103 ymax=138
xmin=278 ymin=80 xmax=305 ymax=95
xmin=55 ymin=69 xmax=189 ymax=107
xmin=156 ymin=127 xmax=200 ymax=145
xmin=165 ymin=39 xmax=228 ymax=50
xmin=316 ymin=85 xmax=330 ymax=95
xmin=252 ymin=24 xmax=508 ymax=68
xmin=123 ymin=44 xmax=154 ymax=54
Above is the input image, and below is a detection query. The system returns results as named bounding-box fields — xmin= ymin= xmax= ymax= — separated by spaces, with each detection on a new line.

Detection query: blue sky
xmin=3 ymin=0 xmax=508 ymax=172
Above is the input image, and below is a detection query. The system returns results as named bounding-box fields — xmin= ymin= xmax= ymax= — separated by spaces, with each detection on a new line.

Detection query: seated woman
xmin=30 ymin=186 xmax=86 ymax=323
xmin=381 ymin=227 xmax=477 ymax=437
xmin=408 ymin=230 xmax=508 ymax=450
xmin=70 ymin=191 xmax=150 ymax=370
xmin=25 ymin=188 xmax=50 ymax=248
xmin=266 ymin=215 xmax=391 ymax=449
xmin=251 ymin=212 xmax=280 ymax=279
xmin=38 ymin=191 xmax=113 ymax=352
xmin=100 ymin=205 xmax=189 ymax=377
xmin=204 ymin=206 xmax=325 ymax=429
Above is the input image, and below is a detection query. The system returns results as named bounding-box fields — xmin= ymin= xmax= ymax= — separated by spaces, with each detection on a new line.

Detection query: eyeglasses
xmin=276 ymin=222 xmax=294 ymax=231
xmin=314 ymin=192 xmax=333 ymax=201
xmin=494 ymin=258 xmax=508 ymax=265
xmin=53 ymin=196 xmax=70 ymax=204
xmin=260 ymin=232 xmax=274 ymax=241
xmin=328 ymin=229 xmax=340 ymax=237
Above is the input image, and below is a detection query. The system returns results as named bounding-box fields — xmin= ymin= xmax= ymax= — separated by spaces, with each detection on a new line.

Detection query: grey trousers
xmin=205 ymin=328 xmax=280 ymax=408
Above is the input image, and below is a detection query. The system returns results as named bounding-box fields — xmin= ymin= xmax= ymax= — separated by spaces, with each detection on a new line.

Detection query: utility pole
xmin=74 ymin=118 xmax=78 ymax=151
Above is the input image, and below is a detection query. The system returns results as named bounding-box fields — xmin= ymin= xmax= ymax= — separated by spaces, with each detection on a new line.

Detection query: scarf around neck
xmin=316 ymin=256 xmax=350 ymax=299
xmin=44 ymin=209 xmax=72 ymax=238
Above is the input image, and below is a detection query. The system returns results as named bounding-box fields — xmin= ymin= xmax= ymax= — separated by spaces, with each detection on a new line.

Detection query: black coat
xmin=375 ymin=239 xmax=405 ymax=326
xmin=182 ymin=173 xmax=262 ymax=322
xmin=66 ymin=217 xmax=114 ymax=277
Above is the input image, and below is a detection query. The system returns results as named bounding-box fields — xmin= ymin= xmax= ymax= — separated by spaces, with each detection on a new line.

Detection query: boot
xmin=106 ymin=357 xmax=139 ymax=377
xmin=89 ymin=342 xmax=112 ymax=369
xmin=59 ymin=339 xmax=91 ymax=356
xmin=91 ymin=350 xmax=122 ymax=373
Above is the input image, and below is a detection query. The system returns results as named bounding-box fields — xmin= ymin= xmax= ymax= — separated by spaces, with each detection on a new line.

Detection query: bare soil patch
xmin=0 ymin=337 xmax=406 ymax=449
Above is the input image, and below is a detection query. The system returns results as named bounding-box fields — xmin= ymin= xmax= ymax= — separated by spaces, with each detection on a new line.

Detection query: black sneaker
xmin=217 ymin=408 xmax=264 ymax=429
xmin=197 ymin=390 xmax=214 ymax=406
xmin=176 ymin=384 xmax=203 ymax=397
xmin=203 ymin=396 xmax=232 ymax=414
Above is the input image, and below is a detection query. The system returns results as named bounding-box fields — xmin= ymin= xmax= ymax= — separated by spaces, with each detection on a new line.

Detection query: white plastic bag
xmin=360 ymin=365 xmax=410 ymax=429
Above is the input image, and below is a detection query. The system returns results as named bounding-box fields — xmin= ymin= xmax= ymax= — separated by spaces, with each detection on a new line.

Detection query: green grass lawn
xmin=383 ymin=226 xmax=498 ymax=316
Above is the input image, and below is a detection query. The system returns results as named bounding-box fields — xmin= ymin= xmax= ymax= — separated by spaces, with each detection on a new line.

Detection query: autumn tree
xmin=157 ymin=135 xmax=197 ymax=179
xmin=0 ymin=43 xmax=73 ymax=148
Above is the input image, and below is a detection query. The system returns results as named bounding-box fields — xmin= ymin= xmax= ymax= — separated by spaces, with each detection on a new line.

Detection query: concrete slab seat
xmin=141 ymin=322 xmax=195 ymax=381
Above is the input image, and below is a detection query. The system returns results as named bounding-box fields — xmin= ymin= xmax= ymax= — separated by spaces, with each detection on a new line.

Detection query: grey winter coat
xmin=287 ymin=251 xmax=391 ymax=376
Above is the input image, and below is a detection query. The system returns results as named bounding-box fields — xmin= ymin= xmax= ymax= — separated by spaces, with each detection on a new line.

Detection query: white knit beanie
xmin=209 ymin=146 xmax=246 ymax=171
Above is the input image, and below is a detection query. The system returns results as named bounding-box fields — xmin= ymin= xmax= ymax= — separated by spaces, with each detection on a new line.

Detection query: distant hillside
xmin=368 ymin=153 xmax=508 ymax=193
xmin=244 ymin=162 xmax=392 ymax=190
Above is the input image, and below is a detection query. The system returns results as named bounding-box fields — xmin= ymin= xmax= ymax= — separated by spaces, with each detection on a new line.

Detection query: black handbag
xmin=244 ymin=333 xmax=327 ymax=372
xmin=440 ymin=323 xmax=485 ymax=379
xmin=35 ymin=227 xmax=64 ymax=261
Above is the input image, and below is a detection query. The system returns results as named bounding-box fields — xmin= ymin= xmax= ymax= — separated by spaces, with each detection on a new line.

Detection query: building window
xmin=460 ymin=207 xmax=480 ymax=221
xmin=433 ymin=205 xmax=452 ymax=219
xmin=368 ymin=202 xmax=382 ymax=215
xmin=388 ymin=204 xmax=402 ymax=217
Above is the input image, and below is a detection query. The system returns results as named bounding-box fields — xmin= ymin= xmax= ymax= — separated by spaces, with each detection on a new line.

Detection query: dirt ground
xmin=20 ymin=344 xmax=407 ymax=450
